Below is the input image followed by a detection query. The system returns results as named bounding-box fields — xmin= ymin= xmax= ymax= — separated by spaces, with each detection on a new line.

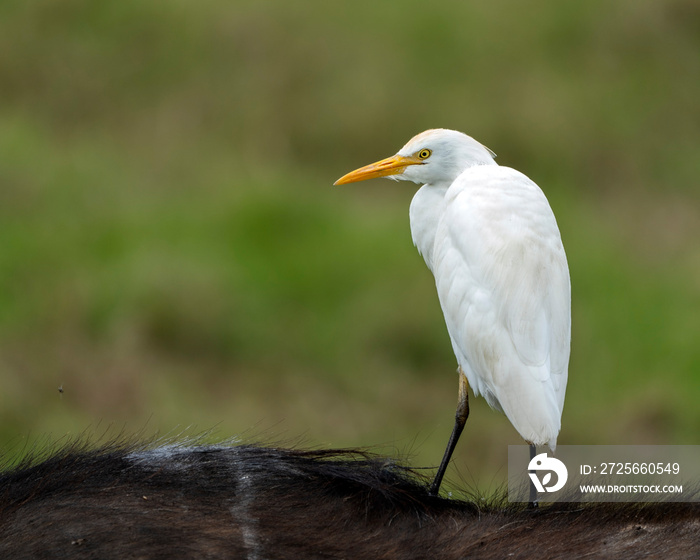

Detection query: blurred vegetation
xmin=0 ymin=0 xmax=698 ymax=493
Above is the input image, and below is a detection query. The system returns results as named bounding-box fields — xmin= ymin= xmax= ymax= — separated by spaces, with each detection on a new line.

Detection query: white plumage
xmin=335 ymin=129 xmax=570 ymax=493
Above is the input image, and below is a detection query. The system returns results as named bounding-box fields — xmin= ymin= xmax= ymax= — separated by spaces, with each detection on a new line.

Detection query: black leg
xmin=528 ymin=443 xmax=539 ymax=508
xmin=430 ymin=371 xmax=469 ymax=496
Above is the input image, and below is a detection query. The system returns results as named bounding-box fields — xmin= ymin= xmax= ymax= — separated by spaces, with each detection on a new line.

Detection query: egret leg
xmin=429 ymin=370 xmax=469 ymax=496
xmin=528 ymin=443 xmax=539 ymax=509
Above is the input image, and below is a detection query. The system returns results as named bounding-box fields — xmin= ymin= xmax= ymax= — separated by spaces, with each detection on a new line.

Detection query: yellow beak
xmin=333 ymin=154 xmax=423 ymax=185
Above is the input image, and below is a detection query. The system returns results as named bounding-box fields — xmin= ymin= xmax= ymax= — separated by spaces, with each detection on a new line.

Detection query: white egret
xmin=334 ymin=129 xmax=570 ymax=496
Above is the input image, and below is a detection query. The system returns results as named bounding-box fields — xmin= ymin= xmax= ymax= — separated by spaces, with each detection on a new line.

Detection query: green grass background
xmin=1 ymin=0 xmax=698 ymax=493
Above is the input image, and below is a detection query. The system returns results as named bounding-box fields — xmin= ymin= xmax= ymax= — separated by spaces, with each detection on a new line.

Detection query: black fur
xmin=0 ymin=440 xmax=697 ymax=559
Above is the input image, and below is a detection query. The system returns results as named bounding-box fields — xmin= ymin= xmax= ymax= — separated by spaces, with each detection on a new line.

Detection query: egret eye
xmin=418 ymin=149 xmax=432 ymax=160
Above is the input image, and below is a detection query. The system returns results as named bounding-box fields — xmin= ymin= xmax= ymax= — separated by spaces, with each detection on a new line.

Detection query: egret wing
xmin=431 ymin=166 xmax=570 ymax=445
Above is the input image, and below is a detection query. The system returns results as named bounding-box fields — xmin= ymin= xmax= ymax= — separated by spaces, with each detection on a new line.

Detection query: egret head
xmin=334 ymin=129 xmax=496 ymax=187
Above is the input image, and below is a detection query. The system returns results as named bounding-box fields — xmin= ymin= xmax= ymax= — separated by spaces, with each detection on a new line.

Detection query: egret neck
xmin=409 ymin=183 xmax=451 ymax=272
xmin=408 ymin=164 xmax=498 ymax=272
